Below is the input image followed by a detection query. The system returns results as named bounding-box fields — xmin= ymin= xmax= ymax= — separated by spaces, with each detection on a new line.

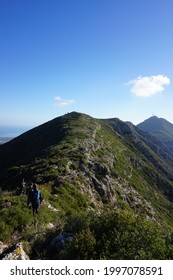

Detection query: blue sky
xmin=0 ymin=0 xmax=172 ymax=131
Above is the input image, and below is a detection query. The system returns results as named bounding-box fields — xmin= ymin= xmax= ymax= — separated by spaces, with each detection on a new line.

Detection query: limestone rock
xmin=0 ymin=241 xmax=7 ymax=255
xmin=2 ymin=242 xmax=29 ymax=260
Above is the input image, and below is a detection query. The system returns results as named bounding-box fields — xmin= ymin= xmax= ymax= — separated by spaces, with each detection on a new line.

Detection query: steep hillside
xmin=1 ymin=112 xmax=173 ymax=259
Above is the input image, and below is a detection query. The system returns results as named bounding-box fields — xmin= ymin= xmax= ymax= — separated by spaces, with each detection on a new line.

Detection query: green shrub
xmin=60 ymin=210 xmax=168 ymax=260
xmin=49 ymin=182 xmax=89 ymax=213
xmin=66 ymin=228 xmax=96 ymax=259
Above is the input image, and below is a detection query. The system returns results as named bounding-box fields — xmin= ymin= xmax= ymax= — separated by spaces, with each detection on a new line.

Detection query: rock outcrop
xmin=1 ymin=242 xmax=29 ymax=260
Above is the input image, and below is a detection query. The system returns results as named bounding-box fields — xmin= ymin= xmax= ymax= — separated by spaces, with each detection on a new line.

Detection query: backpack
xmin=31 ymin=189 xmax=40 ymax=203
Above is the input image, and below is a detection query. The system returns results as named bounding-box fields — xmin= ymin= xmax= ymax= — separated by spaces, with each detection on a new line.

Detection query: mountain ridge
xmin=1 ymin=111 xmax=173 ymax=206
xmin=1 ymin=112 xmax=173 ymax=259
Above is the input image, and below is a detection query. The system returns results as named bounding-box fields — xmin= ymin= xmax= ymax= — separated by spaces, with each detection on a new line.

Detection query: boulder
xmin=2 ymin=242 xmax=29 ymax=260
xmin=0 ymin=241 xmax=7 ymax=255
xmin=50 ymin=232 xmax=73 ymax=250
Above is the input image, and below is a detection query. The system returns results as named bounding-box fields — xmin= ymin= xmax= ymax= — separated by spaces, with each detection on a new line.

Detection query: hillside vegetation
xmin=1 ymin=112 xmax=173 ymax=259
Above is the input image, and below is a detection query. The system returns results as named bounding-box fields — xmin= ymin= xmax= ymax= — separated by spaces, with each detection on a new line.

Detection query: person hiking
xmin=27 ymin=183 xmax=42 ymax=215
xmin=20 ymin=179 xmax=26 ymax=196
xmin=26 ymin=183 xmax=33 ymax=207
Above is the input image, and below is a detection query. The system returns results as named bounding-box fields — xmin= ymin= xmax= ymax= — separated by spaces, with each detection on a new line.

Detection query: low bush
xmin=59 ymin=210 xmax=173 ymax=260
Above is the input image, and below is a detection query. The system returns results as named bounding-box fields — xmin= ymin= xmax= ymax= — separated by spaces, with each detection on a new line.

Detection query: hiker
xmin=20 ymin=179 xmax=25 ymax=196
xmin=26 ymin=183 xmax=33 ymax=207
xmin=29 ymin=183 xmax=42 ymax=215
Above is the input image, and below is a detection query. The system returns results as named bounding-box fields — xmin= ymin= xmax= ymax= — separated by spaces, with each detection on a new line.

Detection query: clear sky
xmin=0 ymin=0 xmax=172 ymax=130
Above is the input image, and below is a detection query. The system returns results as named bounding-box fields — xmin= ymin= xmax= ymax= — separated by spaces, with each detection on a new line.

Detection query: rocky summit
xmin=1 ymin=112 xmax=173 ymax=260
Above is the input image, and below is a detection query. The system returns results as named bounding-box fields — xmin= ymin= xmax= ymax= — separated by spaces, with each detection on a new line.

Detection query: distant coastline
xmin=0 ymin=137 xmax=14 ymax=144
xmin=0 ymin=126 xmax=31 ymax=138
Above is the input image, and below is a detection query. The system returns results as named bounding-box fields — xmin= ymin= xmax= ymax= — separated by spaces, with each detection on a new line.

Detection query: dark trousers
xmin=31 ymin=201 xmax=40 ymax=215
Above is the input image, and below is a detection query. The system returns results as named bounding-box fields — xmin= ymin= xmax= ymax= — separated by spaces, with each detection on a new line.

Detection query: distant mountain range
xmin=1 ymin=112 xmax=173 ymax=260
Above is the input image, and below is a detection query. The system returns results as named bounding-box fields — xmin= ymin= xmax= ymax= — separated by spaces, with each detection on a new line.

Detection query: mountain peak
xmin=137 ymin=116 xmax=173 ymax=157
xmin=137 ymin=116 xmax=173 ymax=134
